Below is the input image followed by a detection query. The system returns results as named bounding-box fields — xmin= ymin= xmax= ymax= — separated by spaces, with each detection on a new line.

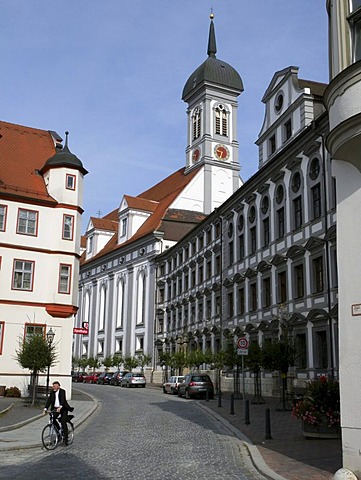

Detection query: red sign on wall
xmin=73 ymin=327 xmax=89 ymax=335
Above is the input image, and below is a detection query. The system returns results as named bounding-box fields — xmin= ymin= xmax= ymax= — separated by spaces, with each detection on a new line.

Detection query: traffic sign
xmin=73 ymin=327 xmax=88 ymax=335
xmin=237 ymin=337 xmax=249 ymax=349
xmin=237 ymin=348 xmax=249 ymax=356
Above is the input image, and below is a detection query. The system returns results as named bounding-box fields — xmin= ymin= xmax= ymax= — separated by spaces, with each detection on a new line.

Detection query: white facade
xmin=0 ymin=124 xmax=86 ymax=398
xmin=325 ymin=0 xmax=361 ymax=475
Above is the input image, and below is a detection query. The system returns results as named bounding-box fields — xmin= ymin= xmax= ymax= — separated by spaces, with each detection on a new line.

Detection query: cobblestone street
xmin=1 ymin=384 xmax=267 ymax=480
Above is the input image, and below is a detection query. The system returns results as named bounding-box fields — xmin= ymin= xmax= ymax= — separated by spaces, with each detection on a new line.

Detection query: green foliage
xmin=102 ymin=356 xmax=113 ymax=370
xmin=245 ymin=342 xmax=263 ymax=373
xmin=170 ymin=351 xmax=187 ymax=374
xmin=123 ymin=356 xmax=139 ymax=371
xmin=79 ymin=357 xmax=89 ymax=370
xmin=262 ymin=334 xmax=295 ymax=374
xmin=87 ymin=356 xmax=101 ymax=371
xmin=137 ymin=353 xmax=152 ymax=371
xmin=4 ymin=386 xmax=21 ymax=398
xmin=186 ymin=349 xmax=205 ymax=370
xmin=112 ymin=353 xmax=123 ymax=369
xmin=212 ymin=350 xmax=227 ymax=370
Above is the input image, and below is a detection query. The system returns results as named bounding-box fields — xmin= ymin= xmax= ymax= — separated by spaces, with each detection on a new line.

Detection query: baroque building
xmin=75 ymin=17 xmax=244 ymax=378
xmin=325 ymin=0 xmax=361 ymax=475
xmin=155 ymin=66 xmax=338 ymax=393
xmin=0 ymin=123 xmax=87 ymax=396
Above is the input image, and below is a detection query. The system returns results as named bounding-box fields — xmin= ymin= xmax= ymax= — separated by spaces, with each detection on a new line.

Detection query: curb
xmin=196 ymin=402 xmax=288 ymax=480
xmin=0 ymin=402 xmax=14 ymax=417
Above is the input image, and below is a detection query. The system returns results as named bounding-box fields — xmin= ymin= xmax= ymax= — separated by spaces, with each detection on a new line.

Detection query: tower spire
xmin=207 ymin=11 xmax=217 ymax=58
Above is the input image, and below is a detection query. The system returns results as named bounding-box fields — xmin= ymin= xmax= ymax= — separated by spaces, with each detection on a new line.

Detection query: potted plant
xmin=292 ymin=375 xmax=340 ymax=438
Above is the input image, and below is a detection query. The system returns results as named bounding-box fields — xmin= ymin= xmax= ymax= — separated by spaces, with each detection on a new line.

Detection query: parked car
xmin=72 ymin=371 xmax=87 ymax=383
xmin=162 ymin=376 xmax=184 ymax=395
xmin=178 ymin=374 xmax=214 ymax=399
xmin=109 ymin=371 xmax=129 ymax=386
xmin=120 ymin=372 xmax=146 ymax=388
xmin=84 ymin=372 xmax=100 ymax=384
xmin=97 ymin=372 xmax=114 ymax=385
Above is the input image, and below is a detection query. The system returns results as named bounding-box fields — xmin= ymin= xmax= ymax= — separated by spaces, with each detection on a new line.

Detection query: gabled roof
xmin=0 ymin=120 xmax=58 ymax=204
xmin=89 ymin=217 xmax=118 ymax=232
xmin=81 ymin=165 xmax=202 ymax=264
xmin=122 ymin=195 xmax=159 ymax=213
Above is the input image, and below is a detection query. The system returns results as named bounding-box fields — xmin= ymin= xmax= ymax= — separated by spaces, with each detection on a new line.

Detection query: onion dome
xmin=41 ymin=131 xmax=88 ymax=175
xmin=182 ymin=15 xmax=244 ymax=100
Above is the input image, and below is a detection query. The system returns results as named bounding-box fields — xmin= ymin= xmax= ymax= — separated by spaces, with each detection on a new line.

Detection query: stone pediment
xmin=289 ymin=312 xmax=307 ymax=326
xmin=305 ymin=236 xmax=325 ymax=251
xmin=270 ymin=253 xmax=287 ymax=266
xmin=244 ymin=267 xmax=258 ymax=278
xmin=325 ymin=225 xmax=336 ymax=242
xmin=257 ymin=260 xmax=272 ymax=272
xmin=286 ymin=244 xmax=305 ymax=259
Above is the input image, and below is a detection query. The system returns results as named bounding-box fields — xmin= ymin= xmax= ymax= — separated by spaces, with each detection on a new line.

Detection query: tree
xmin=187 ymin=349 xmax=205 ymax=371
xmin=124 ymin=356 xmax=139 ymax=371
xmin=87 ymin=356 xmax=101 ymax=371
xmin=137 ymin=353 xmax=152 ymax=372
xmin=102 ymin=356 xmax=113 ymax=371
xmin=112 ymin=353 xmax=123 ymax=369
xmin=170 ymin=351 xmax=187 ymax=375
xmin=16 ymin=334 xmax=57 ymax=406
xmin=245 ymin=342 xmax=265 ymax=404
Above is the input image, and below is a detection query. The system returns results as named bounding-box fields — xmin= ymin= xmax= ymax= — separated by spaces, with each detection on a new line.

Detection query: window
xmin=215 ymin=255 xmax=221 ymax=275
xmin=250 ymin=283 xmax=257 ymax=311
xmin=191 ymin=269 xmax=196 ymax=288
xmin=262 ymin=217 xmax=270 ymax=247
xmin=314 ymin=330 xmax=328 ymax=369
xmin=349 ymin=1 xmax=361 ymax=61
xmin=238 ymin=287 xmax=245 ymax=315
xmin=295 ymin=333 xmax=307 ymax=369
xmin=291 ymin=172 xmax=301 ymax=193
xmin=293 ymin=196 xmax=303 ymax=230
xmin=250 ymin=226 xmax=257 ymax=254
xmin=294 ymin=264 xmax=304 ymax=299
xmin=17 ymin=209 xmax=38 ymax=236
xmin=277 ymin=207 xmax=285 ymax=239
xmin=99 ymin=285 xmax=107 ymax=330
xmin=228 ymin=241 xmax=234 ymax=266
xmin=277 ymin=271 xmax=287 ymax=304
xmin=284 ymin=119 xmax=292 ymax=141
xmin=238 ymin=234 xmax=245 ymax=260
xmin=311 ymin=184 xmax=322 ymax=220
xmin=12 ymin=259 xmax=34 ymax=290
xmin=121 ymin=218 xmax=127 ymax=237
xmin=136 ymin=272 xmax=146 ymax=325
xmin=215 ymin=295 xmax=221 ymax=315
xmin=269 ymin=134 xmax=276 ymax=156
xmin=66 ymin=174 xmax=76 ymax=190
xmin=24 ymin=323 xmax=45 ymax=340
xmin=0 ymin=322 xmax=4 ymax=354
xmin=198 ymin=301 xmax=203 ymax=321
xmin=215 ymin=105 xmax=228 ymax=136
xmin=88 ymin=235 xmax=93 ymax=254
xmin=207 ymin=259 xmax=212 ymax=278
xmin=198 ymin=264 xmax=204 ymax=283
xmin=276 ymin=184 xmax=284 ymax=204
xmin=0 ymin=205 xmax=7 ymax=231
xmin=263 ymin=277 xmax=271 ymax=307
xmin=228 ymin=292 xmax=234 ymax=317
xmin=63 ymin=215 xmax=74 ymax=240
xmin=116 ymin=280 xmax=125 ymax=328
xmin=312 ymin=256 xmax=324 ymax=293
xmin=199 ymin=234 xmax=204 ymax=249
xmin=59 ymin=264 xmax=71 ymax=294
xmin=192 ymin=108 xmax=201 ymax=140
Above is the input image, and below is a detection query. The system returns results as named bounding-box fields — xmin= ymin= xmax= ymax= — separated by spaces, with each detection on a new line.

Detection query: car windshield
xmin=192 ymin=376 xmax=210 ymax=382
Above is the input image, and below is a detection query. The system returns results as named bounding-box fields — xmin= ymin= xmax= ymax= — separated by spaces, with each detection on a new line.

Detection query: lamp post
xmin=165 ymin=343 xmax=170 ymax=382
xmin=46 ymin=327 xmax=55 ymax=399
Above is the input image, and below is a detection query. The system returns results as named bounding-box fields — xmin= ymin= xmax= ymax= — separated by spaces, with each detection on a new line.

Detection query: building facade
xmin=325 ymin=0 xmax=361 ymax=475
xmin=75 ymin=18 xmax=244 ymax=379
xmin=0 ymin=123 xmax=87 ymax=396
xmin=155 ymin=66 xmax=338 ymax=394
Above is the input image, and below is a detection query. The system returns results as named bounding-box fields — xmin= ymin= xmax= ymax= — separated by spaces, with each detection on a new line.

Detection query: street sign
xmin=237 ymin=348 xmax=249 ymax=356
xmin=73 ymin=327 xmax=88 ymax=335
xmin=237 ymin=337 xmax=249 ymax=349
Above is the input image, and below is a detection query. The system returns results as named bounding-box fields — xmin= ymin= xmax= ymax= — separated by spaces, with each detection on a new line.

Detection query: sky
xmin=1 ymin=1 xmax=328 ymax=228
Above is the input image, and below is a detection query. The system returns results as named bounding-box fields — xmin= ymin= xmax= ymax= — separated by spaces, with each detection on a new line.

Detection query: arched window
xmin=192 ymin=107 xmax=201 ymax=140
xmin=136 ymin=271 xmax=146 ymax=325
xmin=99 ymin=284 xmax=107 ymax=331
xmin=215 ymin=105 xmax=228 ymax=136
xmin=116 ymin=279 xmax=125 ymax=328
xmin=83 ymin=290 xmax=91 ymax=325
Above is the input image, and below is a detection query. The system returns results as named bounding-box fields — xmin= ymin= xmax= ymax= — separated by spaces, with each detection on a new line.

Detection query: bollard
xmin=244 ymin=399 xmax=250 ymax=425
xmin=218 ymin=389 xmax=222 ymax=408
xmin=230 ymin=393 xmax=235 ymax=415
xmin=265 ymin=408 xmax=272 ymax=439
xmin=206 ymin=390 xmax=209 ymax=402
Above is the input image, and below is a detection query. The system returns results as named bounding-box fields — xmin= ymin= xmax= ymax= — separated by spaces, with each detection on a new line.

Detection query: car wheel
xmin=163 ymin=387 xmax=167 ymax=394
xmin=171 ymin=388 xmax=177 ymax=395
xmin=142 ymin=385 xmax=145 ymax=388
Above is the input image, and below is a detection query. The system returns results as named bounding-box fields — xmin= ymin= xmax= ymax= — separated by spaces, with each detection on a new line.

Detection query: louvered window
xmin=192 ymin=108 xmax=201 ymax=140
xmin=215 ymin=106 xmax=228 ymax=136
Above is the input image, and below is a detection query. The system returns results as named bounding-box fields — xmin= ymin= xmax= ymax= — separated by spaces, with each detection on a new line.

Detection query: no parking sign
xmin=237 ymin=336 xmax=249 ymax=355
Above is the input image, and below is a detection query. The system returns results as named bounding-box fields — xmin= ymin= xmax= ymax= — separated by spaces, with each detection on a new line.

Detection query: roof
xmin=41 ymin=131 xmax=88 ymax=176
xmin=123 ymin=195 xmax=159 ymax=213
xmin=89 ymin=217 xmax=118 ymax=232
xmin=182 ymin=19 xmax=243 ymax=100
xmin=0 ymin=120 xmax=58 ymax=204
xmin=298 ymin=79 xmax=327 ymax=98
xmin=81 ymin=165 xmax=202 ymax=264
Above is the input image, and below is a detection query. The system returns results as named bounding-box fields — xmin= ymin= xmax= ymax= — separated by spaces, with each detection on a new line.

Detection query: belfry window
xmin=192 ymin=108 xmax=201 ymax=140
xmin=215 ymin=105 xmax=228 ymax=136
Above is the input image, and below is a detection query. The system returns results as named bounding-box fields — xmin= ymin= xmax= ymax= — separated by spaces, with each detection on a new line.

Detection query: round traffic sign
xmin=237 ymin=337 xmax=249 ymax=349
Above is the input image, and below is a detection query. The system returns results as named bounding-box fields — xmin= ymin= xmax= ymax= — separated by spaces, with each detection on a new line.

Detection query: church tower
xmin=182 ymin=14 xmax=244 ymax=213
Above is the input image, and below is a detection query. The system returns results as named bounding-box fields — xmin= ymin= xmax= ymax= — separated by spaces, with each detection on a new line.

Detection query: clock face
xmin=214 ymin=144 xmax=230 ymax=161
xmin=192 ymin=148 xmax=200 ymax=163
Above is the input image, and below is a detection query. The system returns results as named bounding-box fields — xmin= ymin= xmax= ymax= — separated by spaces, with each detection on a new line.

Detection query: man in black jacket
xmin=44 ymin=381 xmax=73 ymax=445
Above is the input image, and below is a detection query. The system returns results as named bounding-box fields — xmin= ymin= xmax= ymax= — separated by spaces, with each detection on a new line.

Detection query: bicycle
xmin=41 ymin=410 xmax=74 ymax=450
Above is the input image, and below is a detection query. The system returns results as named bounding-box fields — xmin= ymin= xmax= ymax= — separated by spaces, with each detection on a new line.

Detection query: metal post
xmin=45 ymin=328 xmax=55 ymax=399
xmin=265 ymin=408 xmax=272 ymax=439
xmin=242 ymin=355 xmax=246 ymax=416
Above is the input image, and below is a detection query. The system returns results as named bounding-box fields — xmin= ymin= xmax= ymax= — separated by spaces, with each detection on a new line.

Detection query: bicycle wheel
xmin=42 ymin=424 xmax=58 ymax=450
xmin=66 ymin=422 xmax=74 ymax=445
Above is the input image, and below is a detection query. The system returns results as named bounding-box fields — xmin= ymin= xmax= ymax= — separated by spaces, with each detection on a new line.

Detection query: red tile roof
xmin=90 ymin=217 xmax=118 ymax=232
xmin=0 ymin=121 xmax=58 ymax=204
xmin=81 ymin=166 xmax=201 ymax=264
xmin=123 ymin=195 xmax=158 ymax=213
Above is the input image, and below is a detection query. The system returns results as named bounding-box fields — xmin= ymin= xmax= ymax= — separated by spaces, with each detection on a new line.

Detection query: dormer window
xmin=192 ymin=107 xmax=201 ymax=140
xmin=121 ymin=218 xmax=127 ymax=237
xmin=215 ymin=104 xmax=228 ymax=136
xmin=88 ymin=235 xmax=93 ymax=254
xmin=269 ymin=134 xmax=276 ymax=156
xmin=66 ymin=174 xmax=76 ymax=190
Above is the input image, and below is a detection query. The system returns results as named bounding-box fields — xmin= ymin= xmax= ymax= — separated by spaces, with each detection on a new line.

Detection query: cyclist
xmin=44 ymin=381 xmax=74 ymax=445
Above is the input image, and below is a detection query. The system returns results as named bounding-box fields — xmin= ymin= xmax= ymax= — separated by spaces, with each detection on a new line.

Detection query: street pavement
xmin=0 ymin=385 xmax=342 ymax=480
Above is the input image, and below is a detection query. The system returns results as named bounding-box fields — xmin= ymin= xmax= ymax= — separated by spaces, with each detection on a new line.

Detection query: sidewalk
xmin=0 ymin=387 xmax=342 ymax=480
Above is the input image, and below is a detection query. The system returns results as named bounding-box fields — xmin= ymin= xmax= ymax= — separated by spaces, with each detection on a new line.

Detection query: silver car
xmin=120 ymin=372 xmax=146 ymax=388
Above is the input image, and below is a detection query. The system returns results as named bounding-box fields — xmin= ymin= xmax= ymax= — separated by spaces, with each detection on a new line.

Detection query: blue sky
xmin=1 ymin=1 xmax=328 ymax=225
